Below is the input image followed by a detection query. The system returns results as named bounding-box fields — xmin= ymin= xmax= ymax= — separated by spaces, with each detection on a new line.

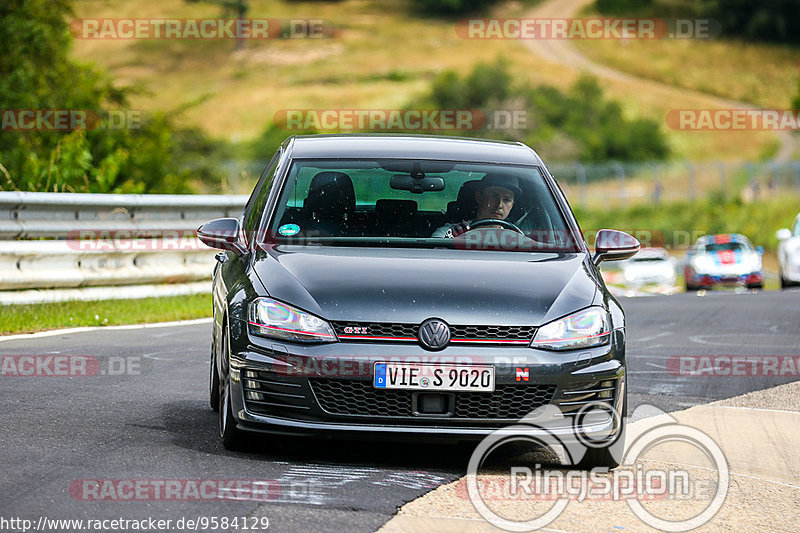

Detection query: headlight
xmin=746 ymin=253 xmax=761 ymax=271
xmin=248 ymin=297 xmax=337 ymax=343
xmin=531 ymin=307 xmax=611 ymax=351
xmin=692 ymin=255 xmax=714 ymax=274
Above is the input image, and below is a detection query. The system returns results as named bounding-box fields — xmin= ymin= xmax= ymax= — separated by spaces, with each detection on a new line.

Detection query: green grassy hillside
xmin=70 ymin=0 xmax=785 ymax=163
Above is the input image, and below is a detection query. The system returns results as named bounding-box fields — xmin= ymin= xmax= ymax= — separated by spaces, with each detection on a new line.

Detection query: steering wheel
xmin=469 ymin=218 xmax=524 ymax=235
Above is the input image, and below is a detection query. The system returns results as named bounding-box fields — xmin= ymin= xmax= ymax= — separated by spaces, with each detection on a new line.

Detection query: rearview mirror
xmin=593 ymin=229 xmax=640 ymax=266
xmin=197 ymin=218 xmax=245 ymax=254
xmin=389 ymin=174 xmax=445 ymax=193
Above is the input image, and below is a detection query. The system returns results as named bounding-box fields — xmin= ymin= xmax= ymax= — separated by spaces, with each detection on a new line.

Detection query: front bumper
xmin=226 ymin=326 xmax=626 ymax=442
xmin=691 ymin=271 xmax=762 ymax=287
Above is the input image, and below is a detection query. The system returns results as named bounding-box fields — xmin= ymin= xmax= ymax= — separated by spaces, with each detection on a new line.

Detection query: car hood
xmin=692 ymin=250 xmax=759 ymax=274
xmin=252 ymin=246 xmax=599 ymax=326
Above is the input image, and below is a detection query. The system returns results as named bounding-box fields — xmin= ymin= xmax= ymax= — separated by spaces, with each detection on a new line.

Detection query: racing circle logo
xmin=418 ymin=318 xmax=451 ymax=351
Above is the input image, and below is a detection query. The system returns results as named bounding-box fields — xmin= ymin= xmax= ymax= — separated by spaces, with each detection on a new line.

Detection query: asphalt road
xmin=1 ymin=290 xmax=798 ymax=532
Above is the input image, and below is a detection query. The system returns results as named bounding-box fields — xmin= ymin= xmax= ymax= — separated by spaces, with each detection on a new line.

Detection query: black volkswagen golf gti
xmin=199 ymin=134 xmax=639 ymax=468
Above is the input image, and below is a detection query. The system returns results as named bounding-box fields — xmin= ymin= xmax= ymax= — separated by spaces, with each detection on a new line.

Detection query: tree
xmin=792 ymin=80 xmax=800 ymax=112
xmin=0 ymin=0 xmax=224 ymax=193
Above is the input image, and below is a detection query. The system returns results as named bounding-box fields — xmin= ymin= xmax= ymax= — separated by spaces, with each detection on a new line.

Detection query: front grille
xmin=310 ymin=378 xmax=556 ymax=420
xmin=333 ymin=322 xmax=416 ymax=339
xmin=331 ymin=322 xmax=536 ymax=345
xmin=454 ymin=385 xmax=555 ymax=419
xmin=310 ymin=379 xmax=414 ymax=417
xmin=450 ymin=325 xmax=536 ymax=341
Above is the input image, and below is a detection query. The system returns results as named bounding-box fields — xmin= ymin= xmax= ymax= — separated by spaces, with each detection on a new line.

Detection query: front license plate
xmin=373 ymin=363 xmax=494 ymax=392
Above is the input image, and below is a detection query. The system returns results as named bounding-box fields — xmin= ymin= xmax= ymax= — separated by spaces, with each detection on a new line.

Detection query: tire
xmin=780 ymin=268 xmax=794 ymax=289
xmin=575 ymin=387 xmax=626 ymax=470
xmin=577 ymin=439 xmax=622 ymax=470
xmin=218 ymin=329 xmax=245 ymax=451
xmin=209 ymin=339 xmax=220 ymax=412
xmin=576 ymin=417 xmax=626 ymax=470
xmin=219 ymin=378 xmax=245 ymax=451
xmin=684 ymin=268 xmax=697 ymax=291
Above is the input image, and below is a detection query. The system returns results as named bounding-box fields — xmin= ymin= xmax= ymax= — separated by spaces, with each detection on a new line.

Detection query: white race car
xmin=777 ymin=214 xmax=800 ymax=289
xmin=619 ymin=247 xmax=677 ymax=292
xmin=684 ymin=234 xmax=763 ymax=291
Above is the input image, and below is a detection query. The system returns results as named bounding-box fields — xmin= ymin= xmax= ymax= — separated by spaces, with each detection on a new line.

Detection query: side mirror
xmin=593 ymin=229 xmax=640 ymax=266
xmin=776 ymin=228 xmax=791 ymax=241
xmin=197 ymin=218 xmax=245 ymax=254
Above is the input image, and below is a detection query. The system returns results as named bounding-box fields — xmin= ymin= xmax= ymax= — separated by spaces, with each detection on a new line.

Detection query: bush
xmin=594 ymin=0 xmax=800 ymax=43
xmin=418 ymin=60 xmax=669 ymax=162
xmin=573 ymin=194 xmax=800 ymax=252
xmin=410 ymin=0 xmax=501 ymax=16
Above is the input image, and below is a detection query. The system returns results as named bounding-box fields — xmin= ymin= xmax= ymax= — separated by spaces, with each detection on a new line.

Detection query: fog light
xmin=244 ymin=379 xmax=260 ymax=390
xmin=244 ymin=370 xmax=258 ymax=379
xmin=245 ymin=391 xmax=263 ymax=401
xmin=582 ymin=408 xmax=612 ymax=427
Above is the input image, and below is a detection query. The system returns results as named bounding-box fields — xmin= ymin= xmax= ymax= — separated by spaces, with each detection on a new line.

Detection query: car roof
xmin=284 ymin=134 xmax=546 ymax=166
xmin=696 ymin=233 xmax=753 ymax=249
xmin=633 ymin=247 xmax=670 ymax=259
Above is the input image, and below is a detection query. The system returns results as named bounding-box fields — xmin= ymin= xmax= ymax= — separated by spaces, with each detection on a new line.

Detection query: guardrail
xmin=0 ymin=191 xmax=248 ymax=239
xmin=0 ymin=192 xmax=248 ymax=303
xmin=0 ymin=240 xmax=215 ymax=290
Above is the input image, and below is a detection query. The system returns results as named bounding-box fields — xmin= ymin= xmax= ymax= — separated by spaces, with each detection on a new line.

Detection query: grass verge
xmin=0 ymin=293 xmax=211 ymax=335
xmin=574 ymin=194 xmax=800 ymax=253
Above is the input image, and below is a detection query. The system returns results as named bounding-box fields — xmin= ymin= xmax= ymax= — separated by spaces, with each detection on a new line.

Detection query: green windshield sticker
xmin=278 ymin=224 xmax=301 ymax=236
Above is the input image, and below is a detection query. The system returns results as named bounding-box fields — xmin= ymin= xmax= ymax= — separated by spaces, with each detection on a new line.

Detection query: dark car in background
xmin=198 ymin=134 xmax=639 ymax=468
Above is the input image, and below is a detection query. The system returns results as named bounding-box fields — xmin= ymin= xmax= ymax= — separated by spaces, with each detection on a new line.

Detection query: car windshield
xmin=704 ymin=242 xmax=747 ymax=253
xmin=267 ymin=159 xmax=580 ymax=252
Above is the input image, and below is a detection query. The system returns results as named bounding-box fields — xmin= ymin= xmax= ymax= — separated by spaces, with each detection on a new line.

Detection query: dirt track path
xmin=520 ymin=0 xmax=797 ymax=161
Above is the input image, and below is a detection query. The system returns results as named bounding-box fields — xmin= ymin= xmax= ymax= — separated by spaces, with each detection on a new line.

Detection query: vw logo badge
xmin=418 ymin=318 xmax=451 ymax=351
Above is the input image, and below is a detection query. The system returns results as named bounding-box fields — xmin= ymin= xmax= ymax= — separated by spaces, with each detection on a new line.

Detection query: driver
xmin=433 ymin=174 xmax=522 ymax=238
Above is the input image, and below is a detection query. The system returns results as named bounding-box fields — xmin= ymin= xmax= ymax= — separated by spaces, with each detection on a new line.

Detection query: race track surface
xmin=1 ymin=290 xmax=798 ymax=532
